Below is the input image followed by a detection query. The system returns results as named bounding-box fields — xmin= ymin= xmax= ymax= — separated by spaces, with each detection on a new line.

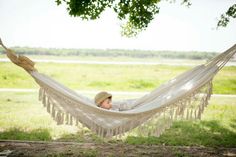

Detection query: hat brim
xmin=96 ymin=94 xmax=112 ymax=105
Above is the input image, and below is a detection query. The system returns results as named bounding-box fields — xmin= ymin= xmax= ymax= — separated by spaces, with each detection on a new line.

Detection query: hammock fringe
xmin=1 ymin=40 xmax=235 ymax=138
xmin=38 ymin=79 xmax=213 ymax=138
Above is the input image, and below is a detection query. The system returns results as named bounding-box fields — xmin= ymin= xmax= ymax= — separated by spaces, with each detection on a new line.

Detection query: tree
xmin=55 ymin=0 xmax=236 ymax=37
xmin=217 ymin=4 xmax=236 ymax=27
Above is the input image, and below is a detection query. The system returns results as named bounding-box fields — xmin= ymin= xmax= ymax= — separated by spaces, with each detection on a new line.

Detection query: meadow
xmin=0 ymin=92 xmax=235 ymax=147
xmin=0 ymin=55 xmax=236 ymax=148
xmin=0 ymin=61 xmax=235 ymax=94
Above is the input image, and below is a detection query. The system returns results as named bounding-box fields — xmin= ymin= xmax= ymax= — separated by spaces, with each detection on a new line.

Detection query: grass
xmin=0 ymin=62 xmax=235 ymax=94
xmin=125 ymin=97 xmax=236 ymax=147
xmin=0 ymin=92 xmax=79 ymax=141
xmin=0 ymin=91 xmax=236 ymax=147
xmin=0 ymin=56 xmax=235 ymax=147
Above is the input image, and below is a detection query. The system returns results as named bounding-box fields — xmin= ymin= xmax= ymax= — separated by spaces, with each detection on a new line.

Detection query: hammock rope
xmin=1 ymin=38 xmax=235 ymax=138
xmin=1 ymin=43 xmax=37 ymax=72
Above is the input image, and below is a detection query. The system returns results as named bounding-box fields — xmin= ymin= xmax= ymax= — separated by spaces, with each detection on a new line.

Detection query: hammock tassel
xmin=39 ymin=88 xmax=43 ymax=101
xmin=51 ymin=104 xmax=56 ymax=119
xmin=65 ymin=113 xmax=69 ymax=125
xmin=76 ymin=117 xmax=79 ymax=126
xmin=42 ymin=93 xmax=47 ymax=107
xmin=62 ymin=113 xmax=65 ymax=124
xmin=56 ymin=111 xmax=63 ymax=125
xmin=186 ymin=108 xmax=190 ymax=120
xmin=69 ymin=114 xmax=73 ymax=125
xmin=194 ymin=110 xmax=197 ymax=119
xmin=46 ymin=98 xmax=51 ymax=113
xmin=197 ymin=108 xmax=201 ymax=119
xmin=190 ymin=109 xmax=193 ymax=120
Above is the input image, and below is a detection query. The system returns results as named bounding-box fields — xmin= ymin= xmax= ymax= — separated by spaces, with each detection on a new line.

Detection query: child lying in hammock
xmin=94 ymin=91 xmax=134 ymax=111
xmin=94 ymin=91 xmax=113 ymax=110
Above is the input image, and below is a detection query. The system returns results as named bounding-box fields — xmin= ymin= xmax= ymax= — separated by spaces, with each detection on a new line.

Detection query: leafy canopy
xmin=55 ymin=0 xmax=236 ymax=37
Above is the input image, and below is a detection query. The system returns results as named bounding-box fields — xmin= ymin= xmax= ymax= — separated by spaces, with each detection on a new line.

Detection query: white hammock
xmin=1 ymin=41 xmax=236 ymax=138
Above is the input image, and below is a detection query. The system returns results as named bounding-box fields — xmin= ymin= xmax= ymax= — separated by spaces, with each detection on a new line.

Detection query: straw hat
xmin=94 ymin=91 xmax=112 ymax=106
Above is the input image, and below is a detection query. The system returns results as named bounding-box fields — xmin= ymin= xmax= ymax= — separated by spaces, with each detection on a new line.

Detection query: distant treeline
xmin=0 ymin=47 xmax=218 ymax=60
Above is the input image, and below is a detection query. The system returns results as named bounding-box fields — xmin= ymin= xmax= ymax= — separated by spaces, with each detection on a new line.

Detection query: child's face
xmin=100 ymin=98 xmax=112 ymax=110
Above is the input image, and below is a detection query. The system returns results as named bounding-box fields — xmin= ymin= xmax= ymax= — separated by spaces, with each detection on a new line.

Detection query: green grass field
xmin=0 ymin=92 xmax=235 ymax=147
xmin=0 ymin=57 xmax=236 ymax=147
xmin=0 ymin=62 xmax=235 ymax=94
xmin=126 ymin=97 xmax=236 ymax=147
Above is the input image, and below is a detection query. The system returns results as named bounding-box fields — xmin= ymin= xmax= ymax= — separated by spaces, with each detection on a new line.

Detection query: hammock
xmin=1 ymin=40 xmax=236 ymax=138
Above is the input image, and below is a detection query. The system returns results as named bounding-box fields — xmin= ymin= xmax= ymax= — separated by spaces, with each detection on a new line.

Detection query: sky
xmin=0 ymin=0 xmax=236 ymax=52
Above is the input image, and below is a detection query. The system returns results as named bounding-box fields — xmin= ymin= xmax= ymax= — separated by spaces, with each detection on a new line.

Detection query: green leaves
xmin=217 ymin=4 xmax=236 ymax=28
xmin=115 ymin=0 xmax=160 ymax=37
xmin=56 ymin=0 xmax=161 ymax=37
xmin=67 ymin=0 xmax=114 ymax=19
xmin=55 ymin=0 xmax=235 ymax=37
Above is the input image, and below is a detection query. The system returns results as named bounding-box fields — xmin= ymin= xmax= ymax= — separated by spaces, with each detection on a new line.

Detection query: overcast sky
xmin=0 ymin=0 xmax=236 ymax=52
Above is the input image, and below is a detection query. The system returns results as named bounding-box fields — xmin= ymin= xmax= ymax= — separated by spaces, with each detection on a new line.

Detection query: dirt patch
xmin=0 ymin=140 xmax=235 ymax=157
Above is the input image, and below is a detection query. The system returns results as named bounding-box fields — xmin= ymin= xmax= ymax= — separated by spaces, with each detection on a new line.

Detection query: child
xmin=94 ymin=91 xmax=112 ymax=110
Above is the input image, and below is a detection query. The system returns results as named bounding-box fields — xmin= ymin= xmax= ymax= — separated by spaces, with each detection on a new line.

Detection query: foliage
xmin=55 ymin=0 xmax=190 ymax=37
xmin=0 ymin=47 xmax=218 ymax=60
xmin=55 ymin=0 xmax=235 ymax=37
xmin=217 ymin=4 xmax=236 ymax=27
